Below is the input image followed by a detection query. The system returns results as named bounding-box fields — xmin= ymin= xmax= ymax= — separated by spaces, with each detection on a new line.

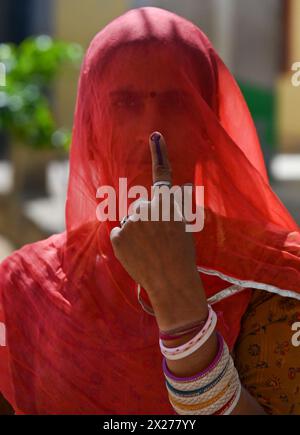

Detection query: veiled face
xmin=98 ymin=42 xmax=214 ymax=188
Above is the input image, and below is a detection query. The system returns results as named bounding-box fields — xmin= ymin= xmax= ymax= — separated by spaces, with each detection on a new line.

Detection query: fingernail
xmin=151 ymin=132 xmax=163 ymax=166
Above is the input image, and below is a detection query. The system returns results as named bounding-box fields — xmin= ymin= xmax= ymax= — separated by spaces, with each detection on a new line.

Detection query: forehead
xmin=100 ymin=43 xmax=200 ymax=92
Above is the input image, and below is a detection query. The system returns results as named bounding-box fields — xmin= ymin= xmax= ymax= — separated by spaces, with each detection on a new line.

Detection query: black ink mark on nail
xmin=151 ymin=133 xmax=163 ymax=166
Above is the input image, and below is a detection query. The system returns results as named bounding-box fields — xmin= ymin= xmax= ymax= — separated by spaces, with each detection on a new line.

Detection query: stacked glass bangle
xmin=159 ymin=305 xmax=217 ymax=360
xmin=162 ymin=333 xmax=242 ymax=415
xmin=159 ymin=318 xmax=207 ymax=341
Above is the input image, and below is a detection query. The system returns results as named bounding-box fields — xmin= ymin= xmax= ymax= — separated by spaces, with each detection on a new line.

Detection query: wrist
xmin=146 ymin=267 xmax=202 ymax=299
xmin=151 ymin=284 xmax=208 ymax=331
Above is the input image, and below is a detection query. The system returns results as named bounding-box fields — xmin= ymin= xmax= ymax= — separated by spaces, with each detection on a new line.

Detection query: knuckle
xmin=157 ymin=168 xmax=170 ymax=178
xmin=111 ymin=233 xmax=122 ymax=248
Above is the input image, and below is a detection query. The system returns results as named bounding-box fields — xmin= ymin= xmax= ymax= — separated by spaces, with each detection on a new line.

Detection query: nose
xmin=136 ymin=97 xmax=165 ymax=141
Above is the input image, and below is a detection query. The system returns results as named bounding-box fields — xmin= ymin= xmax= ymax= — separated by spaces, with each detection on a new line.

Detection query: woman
xmin=0 ymin=7 xmax=300 ymax=415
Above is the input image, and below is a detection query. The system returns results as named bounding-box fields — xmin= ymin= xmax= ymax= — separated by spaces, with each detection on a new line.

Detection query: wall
xmin=276 ymin=0 xmax=300 ymax=151
xmin=53 ymin=0 xmax=129 ymax=128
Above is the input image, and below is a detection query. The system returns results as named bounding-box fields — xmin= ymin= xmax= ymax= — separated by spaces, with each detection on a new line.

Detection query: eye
xmin=112 ymin=92 xmax=143 ymax=109
xmin=159 ymin=90 xmax=188 ymax=111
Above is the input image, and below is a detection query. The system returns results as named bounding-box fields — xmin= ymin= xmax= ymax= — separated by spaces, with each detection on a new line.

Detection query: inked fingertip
xmin=150 ymin=132 xmax=161 ymax=142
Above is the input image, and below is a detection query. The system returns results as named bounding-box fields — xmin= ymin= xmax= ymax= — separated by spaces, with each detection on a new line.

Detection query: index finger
xmin=149 ymin=132 xmax=173 ymax=186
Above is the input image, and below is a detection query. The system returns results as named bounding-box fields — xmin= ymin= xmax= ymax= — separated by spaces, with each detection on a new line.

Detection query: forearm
xmin=150 ymin=275 xmax=266 ymax=415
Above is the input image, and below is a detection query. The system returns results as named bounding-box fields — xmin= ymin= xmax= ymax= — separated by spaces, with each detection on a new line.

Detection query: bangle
xmin=169 ymin=369 xmax=241 ymax=415
xmin=162 ymin=332 xmax=224 ymax=383
xmin=162 ymin=331 xmax=242 ymax=415
xmin=221 ymin=381 xmax=242 ymax=415
xmin=159 ymin=305 xmax=217 ymax=360
xmin=213 ymin=382 xmax=242 ymax=415
xmin=168 ymin=372 xmax=235 ymax=410
xmin=166 ymin=357 xmax=234 ymax=401
xmin=165 ymin=357 xmax=232 ymax=397
xmin=159 ymin=318 xmax=207 ymax=341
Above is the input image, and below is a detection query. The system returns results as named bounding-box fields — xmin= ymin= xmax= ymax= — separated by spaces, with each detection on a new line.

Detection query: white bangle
xmin=222 ymin=381 xmax=242 ymax=415
xmin=166 ymin=357 xmax=235 ymax=405
xmin=164 ymin=339 xmax=230 ymax=392
xmin=159 ymin=308 xmax=217 ymax=360
xmin=170 ymin=368 xmax=241 ymax=415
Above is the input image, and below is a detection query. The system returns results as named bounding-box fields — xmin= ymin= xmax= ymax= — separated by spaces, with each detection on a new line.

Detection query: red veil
xmin=0 ymin=7 xmax=299 ymax=414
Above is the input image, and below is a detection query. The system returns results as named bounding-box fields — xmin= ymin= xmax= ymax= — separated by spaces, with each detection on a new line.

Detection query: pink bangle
xmin=159 ymin=305 xmax=213 ymax=355
xmin=162 ymin=332 xmax=224 ymax=382
xmin=159 ymin=318 xmax=207 ymax=341
xmin=159 ymin=323 xmax=206 ymax=341
xmin=159 ymin=306 xmax=217 ymax=360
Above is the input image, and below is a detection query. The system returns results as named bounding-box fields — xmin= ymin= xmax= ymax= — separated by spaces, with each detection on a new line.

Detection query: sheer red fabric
xmin=0 ymin=7 xmax=299 ymax=414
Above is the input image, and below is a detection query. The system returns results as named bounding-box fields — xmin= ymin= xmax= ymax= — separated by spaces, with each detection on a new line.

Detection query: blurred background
xmin=0 ymin=0 xmax=299 ymax=262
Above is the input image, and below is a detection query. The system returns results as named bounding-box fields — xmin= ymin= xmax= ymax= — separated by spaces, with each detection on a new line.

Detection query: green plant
xmin=0 ymin=35 xmax=83 ymax=150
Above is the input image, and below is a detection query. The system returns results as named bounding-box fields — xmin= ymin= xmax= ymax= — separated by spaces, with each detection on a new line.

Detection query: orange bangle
xmin=168 ymin=382 xmax=229 ymax=411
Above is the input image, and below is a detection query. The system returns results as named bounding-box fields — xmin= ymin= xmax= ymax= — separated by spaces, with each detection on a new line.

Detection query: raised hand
xmin=110 ymin=131 xmax=208 ymax=330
